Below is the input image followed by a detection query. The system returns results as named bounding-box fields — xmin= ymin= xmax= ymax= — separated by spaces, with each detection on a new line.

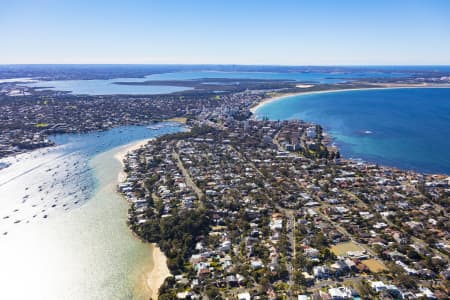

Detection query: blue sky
xmin=1 ymin=0 xmax=450 ymax=65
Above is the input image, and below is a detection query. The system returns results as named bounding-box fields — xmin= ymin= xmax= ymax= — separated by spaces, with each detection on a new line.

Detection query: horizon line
xmin=1 ymin=63 xmax=450 ymax=67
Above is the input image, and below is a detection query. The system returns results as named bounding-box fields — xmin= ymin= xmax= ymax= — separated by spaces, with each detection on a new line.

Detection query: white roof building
xmin=328 ymin=287 xmax=352 ymax=299
xmin=370 ymin=281 xmax=386 ymax=292
xmin=238 ymin=292 xmax=251 ymax=300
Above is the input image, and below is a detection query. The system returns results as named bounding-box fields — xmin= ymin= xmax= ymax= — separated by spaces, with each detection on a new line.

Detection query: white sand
xmin=147 ymin=244 xmax=172 ymax=300
xmin=114 ymin=139 xmax=151 ymax=183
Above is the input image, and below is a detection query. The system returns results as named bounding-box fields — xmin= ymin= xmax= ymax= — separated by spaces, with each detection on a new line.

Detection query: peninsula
xmin=119 ymin=90 xmax=450 ymax=299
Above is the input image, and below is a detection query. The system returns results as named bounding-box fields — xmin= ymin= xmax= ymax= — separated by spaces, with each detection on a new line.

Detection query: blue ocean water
xmin=255 ymin=88 xmax=450 ymax=174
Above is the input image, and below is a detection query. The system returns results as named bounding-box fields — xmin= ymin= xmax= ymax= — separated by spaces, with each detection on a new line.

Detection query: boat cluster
xmin=1 ymin=153 xmax=92 ymax=236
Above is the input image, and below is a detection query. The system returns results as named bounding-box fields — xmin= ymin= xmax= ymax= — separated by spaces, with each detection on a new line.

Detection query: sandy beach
xmin=147 ymin=244 xmax=172 ymax=300
xmin=115 ymin=139 xmax=150 ymax=183
xmin=114 ymin=139 xmax=172 ymax=300
xmin=249 ymin=83 xmax=450 ymax=115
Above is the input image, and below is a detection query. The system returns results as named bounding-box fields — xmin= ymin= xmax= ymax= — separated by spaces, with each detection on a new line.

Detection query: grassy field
xmin=330 ymin=241 xmax=364 ymax=256
xmin=361 ymin=259 xmax=387 ymax=273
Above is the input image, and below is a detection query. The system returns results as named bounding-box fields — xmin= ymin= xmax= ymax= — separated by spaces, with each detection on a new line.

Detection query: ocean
xmin=255 ymin=88 xmax=450 ymax=175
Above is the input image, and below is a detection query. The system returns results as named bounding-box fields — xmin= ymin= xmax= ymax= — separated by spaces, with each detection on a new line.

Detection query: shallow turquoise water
xmin=255 ymin=88 xmax=450 ymax=174
xmin=0 ymin=123 xmax=185 ymax=299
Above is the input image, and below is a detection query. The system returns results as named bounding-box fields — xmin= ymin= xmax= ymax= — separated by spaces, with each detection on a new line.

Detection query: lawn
xmin=330 ymin=241 xmax=364 ymax=256
xmin=361 ymin=259 xmax=387 ymax=273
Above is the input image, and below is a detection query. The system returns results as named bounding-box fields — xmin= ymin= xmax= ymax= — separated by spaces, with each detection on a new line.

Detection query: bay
xmin=21 ymin=69 xmax=410 ymax=95
xmin=255 ymin=88 xmax=450 ymax=174
xmin=0 ymin=123 xmax=185 ymax=299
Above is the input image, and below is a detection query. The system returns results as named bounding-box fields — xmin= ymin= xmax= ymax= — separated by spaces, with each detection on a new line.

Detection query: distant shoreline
xmin=250 ymin=83 xmax=450 ymax=115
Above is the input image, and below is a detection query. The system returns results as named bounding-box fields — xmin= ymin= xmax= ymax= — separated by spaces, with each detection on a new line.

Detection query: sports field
xmin=330 ymin=241 xmax=364 ymax=256
xmin=361 ymin=259 xmax=387 ymax=273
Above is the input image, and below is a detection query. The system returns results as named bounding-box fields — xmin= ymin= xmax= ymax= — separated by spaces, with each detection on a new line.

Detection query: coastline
xmin=249 ymin=83 xmax=450 ymax=114
xmin=114 ymin=139 xmax=172 ymax=300
xmin=250 ymin=84 xmax=450 ymax=175
xmin=115 ymin=139 xmax=150 ymax=183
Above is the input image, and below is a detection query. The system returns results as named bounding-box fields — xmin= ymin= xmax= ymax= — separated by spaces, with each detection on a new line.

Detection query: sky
xmin=1 ymin=0 xmax=450 ymax=65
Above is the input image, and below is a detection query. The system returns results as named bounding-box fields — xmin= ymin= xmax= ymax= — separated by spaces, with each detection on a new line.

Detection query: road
xmin=172 ymin=142 xmax=204 ymax=208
